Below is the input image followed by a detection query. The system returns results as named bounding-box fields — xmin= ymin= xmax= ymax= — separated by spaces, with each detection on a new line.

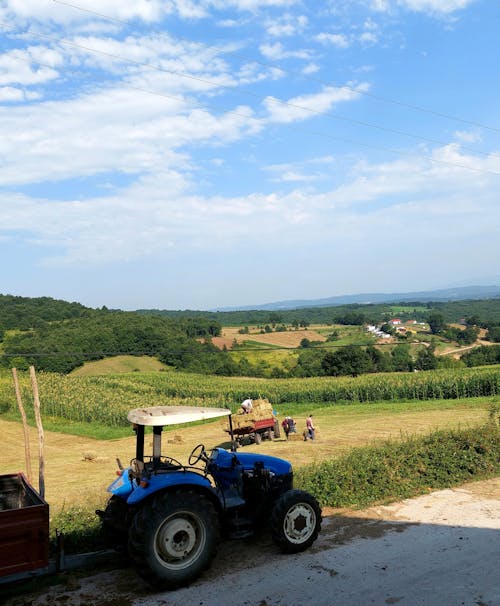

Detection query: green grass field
xmin=389 ymin=305 xmax=428 ymax=315
xmin=70 ymin=355 xmax=168 ymax=376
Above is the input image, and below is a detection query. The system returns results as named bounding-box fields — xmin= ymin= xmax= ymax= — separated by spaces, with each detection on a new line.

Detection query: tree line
xmin=137 ymin=298 xmax=500 ymax=326
xmin=0 ymin=293 xmax=499 ymax=377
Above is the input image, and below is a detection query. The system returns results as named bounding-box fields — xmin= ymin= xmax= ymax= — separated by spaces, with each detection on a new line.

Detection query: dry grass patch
xmin=222 ymin=327 xmax=327 ymax=348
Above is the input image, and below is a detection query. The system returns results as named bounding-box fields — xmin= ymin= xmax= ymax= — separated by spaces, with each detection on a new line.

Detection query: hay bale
xmin=167 ymin=434 xmax=184 ymax=444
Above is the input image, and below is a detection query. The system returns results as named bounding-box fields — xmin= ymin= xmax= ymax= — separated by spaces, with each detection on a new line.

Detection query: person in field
xmin=305 ymin=414 xmax=315 ymax=440
xmin=282 ymin=417 xmax=290 ymax=439
xmin=282 ymin=416 xmax=296 ymax=439
xmin=241 ymin=398 xmax=253 ymax=414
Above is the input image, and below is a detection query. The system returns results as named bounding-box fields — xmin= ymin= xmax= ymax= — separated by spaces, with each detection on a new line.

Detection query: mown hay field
xmin=0 ymin=364 xmax=498 ymax=510
xmin=221 ymin=326 xmax=327 ymax=348
xmin=1 ymin=398 xmax=493 ymax=511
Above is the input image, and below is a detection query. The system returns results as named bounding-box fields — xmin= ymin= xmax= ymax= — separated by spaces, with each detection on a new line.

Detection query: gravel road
xmin=3 ymin=478 xmax=499 ymax=606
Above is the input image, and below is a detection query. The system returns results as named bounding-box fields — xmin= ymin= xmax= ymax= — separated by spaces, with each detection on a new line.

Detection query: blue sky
xmin=1 ymin=0 xmax=499 ymax=310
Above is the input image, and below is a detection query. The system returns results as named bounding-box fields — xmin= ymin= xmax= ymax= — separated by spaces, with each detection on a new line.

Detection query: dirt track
xmin=3 ymin=478 xmax=499 ymax=606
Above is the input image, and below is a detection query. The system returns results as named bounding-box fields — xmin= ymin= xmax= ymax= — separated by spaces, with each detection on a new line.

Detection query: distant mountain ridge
xmin=214 ymin=285 xmax=500 ymax=312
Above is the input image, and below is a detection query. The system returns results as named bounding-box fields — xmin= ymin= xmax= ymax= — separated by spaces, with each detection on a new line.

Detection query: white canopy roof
xmin=127 ymin=405 xmax=231 ymax=427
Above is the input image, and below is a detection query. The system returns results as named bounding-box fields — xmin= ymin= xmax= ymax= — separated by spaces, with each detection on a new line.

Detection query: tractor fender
xmin=126 ymin=471 xmax=215 ymax=507
xmin=107 ymin=467 xmax=135 ymax=499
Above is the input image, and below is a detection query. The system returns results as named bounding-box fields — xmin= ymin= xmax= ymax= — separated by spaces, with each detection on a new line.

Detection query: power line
xmin=51 ymin=0 xmax=500 ymax=134
xmin=0 ymin=341 xmax=430 ymax=358
xmin=6 ymin=34 xmax=500 ymax=177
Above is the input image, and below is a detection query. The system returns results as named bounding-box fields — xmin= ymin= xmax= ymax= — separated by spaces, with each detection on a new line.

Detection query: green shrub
xmin=50 ymin=506 xmax=105 ymax=555
xmin=295 ymin=423 xmax=500 ymax=508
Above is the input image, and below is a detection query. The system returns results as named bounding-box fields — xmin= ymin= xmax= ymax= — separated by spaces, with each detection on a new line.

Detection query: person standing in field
xmin=282 ymin=417 xmax=290 ymax=439
xmin=240 ymin=398 xmax=253 ymax=414
xmin=305 ymin=414 xmax=315 ymax=440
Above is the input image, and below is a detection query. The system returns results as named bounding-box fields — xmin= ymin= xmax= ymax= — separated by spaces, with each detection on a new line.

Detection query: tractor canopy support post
xmin=135 ymin=424 xmax=145 ymax=462
xmin=153 ymin=426 xmax=162 ymax=469
xmin=228 ymin=414 xmax=237 ymax=452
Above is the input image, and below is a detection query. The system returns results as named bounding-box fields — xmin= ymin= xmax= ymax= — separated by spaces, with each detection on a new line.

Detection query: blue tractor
xmin=97 ymin=406 xmax=322 ymax=590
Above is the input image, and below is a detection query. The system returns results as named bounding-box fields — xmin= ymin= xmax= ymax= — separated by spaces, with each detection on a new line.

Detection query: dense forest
xmin=0 ymin=295 xmax=222 ymax=374
xmin=1 ymin=293 xmax=499 ymax=376
xmin=0 ymin=294 xmax=92 ymax=331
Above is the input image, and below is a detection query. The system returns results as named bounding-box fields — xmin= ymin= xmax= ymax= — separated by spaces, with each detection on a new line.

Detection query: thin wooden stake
xmin=12 ymin=367 xmax=33 ymax=484
xmin=29 ymin=365 xmax=45 ymax=499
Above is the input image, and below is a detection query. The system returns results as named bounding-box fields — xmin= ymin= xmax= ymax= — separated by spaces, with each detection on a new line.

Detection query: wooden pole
xmin=29 ymin=365 xmax=45 ymax=499
xmin=12 ymin=367 xmax=33 ymax=484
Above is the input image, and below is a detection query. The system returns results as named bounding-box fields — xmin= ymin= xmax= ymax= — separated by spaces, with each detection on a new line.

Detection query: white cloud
xmin=0 ymin=48 xmax=62 ymax=86
xmin=372 ymin=0 xmax=475 ymax=15
xmin=302 ymin=63 xmax=320 ymax=75
xmin=2 ymin=0 xmax=298 ymax=29
xmin=259 ymin=41 xmax=312 ymax=61
xmin=272 ymin=171 xmax=319 ymax=183
xmin=401 ymin=0 xmax=474 ymax=14
xmin=0 ymin=0 xmax=171 ymax=26
xmin=0 ymin=86 xmax=24 ymax=101
xmin=265 ymin=155 xmax=337 ymax=183
xmin=359 ymin=31 xmax=378 ymax=44
xmin=454 ymin=129 xmax=482 ymax=143
xmin=0 ymin=84 xmax=261 ymax=187
xmin=208 ymin=0 xmax=297 ymax=9
xmin=264 ymin=13 xmax=308 ymax=37
xmin=0 ymin=86 xmax=40 ymax=101
xmin=316 ymin=33 xmax=350 ymax=48
xmin=316 ymin=19 xmax=380 ymax=48
xmin=263 ymin=84 xmax=367 ymax=124
xmin=1 ymin=143 xmax=498 ymax=269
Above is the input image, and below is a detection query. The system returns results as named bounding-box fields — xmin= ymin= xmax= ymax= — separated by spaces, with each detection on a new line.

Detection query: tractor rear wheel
xmin=270 ymin=489 xmax=322 ymax=553
xmin=128 ymin=491 xmax=219 ymax=589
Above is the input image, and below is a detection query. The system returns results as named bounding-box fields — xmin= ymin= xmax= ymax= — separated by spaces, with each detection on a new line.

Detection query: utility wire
xmin=7 ymin=36 xmax=500 ymax=177
xmin=51 ymin=0 xmax=500 ymax=134
xmin=0 ymin=341 xmax=432 ymax=357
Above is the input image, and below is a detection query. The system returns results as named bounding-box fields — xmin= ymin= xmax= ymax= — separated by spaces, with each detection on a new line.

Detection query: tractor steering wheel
xmin=188 ymin=443 xmax=209 ymax=466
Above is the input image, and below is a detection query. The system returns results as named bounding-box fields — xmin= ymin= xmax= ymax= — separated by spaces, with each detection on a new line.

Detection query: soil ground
xmin=2 ymin=478 xmax=499 ymax=606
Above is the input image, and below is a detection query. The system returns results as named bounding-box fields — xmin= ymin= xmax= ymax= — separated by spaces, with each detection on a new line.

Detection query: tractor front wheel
xmin=270 ymin=489 xmax=322 ymax=553
xmin=128 ymin=491 xmax=219 ymax=589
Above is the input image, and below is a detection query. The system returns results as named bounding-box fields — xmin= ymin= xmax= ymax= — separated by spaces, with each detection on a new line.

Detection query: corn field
xmin=0 ymin=365 xmax=498 ymax=428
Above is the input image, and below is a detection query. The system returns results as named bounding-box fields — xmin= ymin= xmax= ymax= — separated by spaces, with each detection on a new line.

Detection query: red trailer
xmin=0 ymin=473 xmax=49 ymax=582
xmin=225 ymin=398 xmax=281 ymax=446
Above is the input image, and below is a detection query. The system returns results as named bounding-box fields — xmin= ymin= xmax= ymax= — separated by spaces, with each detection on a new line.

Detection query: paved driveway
xmin=4 ymin=479 xmax=499 ymax=606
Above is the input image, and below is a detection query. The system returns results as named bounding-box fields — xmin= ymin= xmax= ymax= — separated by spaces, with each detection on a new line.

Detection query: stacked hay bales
xmin=226 ymin=398 xmax=274 ymax=433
